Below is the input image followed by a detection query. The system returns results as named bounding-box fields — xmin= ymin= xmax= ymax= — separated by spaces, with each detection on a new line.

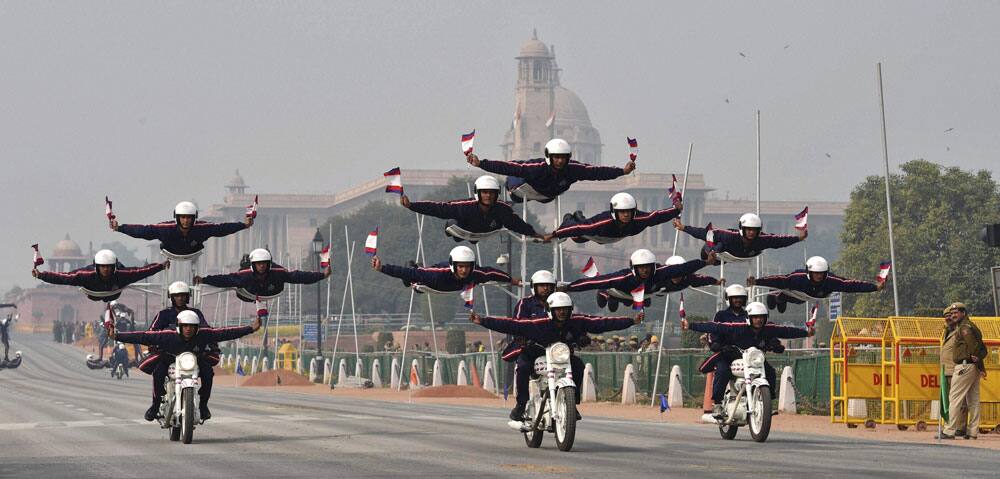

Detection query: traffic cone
xmin=470 ymin=360 xmax=482 ymax=388
xmin=702 ymin=371 xmax=715 ymax=412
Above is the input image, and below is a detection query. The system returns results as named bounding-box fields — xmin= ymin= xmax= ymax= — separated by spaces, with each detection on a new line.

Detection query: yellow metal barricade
xmin=881 ymin=317 xmax=945 ymax=430
xmin=276 ymin=342 xmax=299 ymax=371
xmin=831 ymin=317 xmax=888 ymax=426
xmin=970 ymin=317 xmax=1000 ymax=433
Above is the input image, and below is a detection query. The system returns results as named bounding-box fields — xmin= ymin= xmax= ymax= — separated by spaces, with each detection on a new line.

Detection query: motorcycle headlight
xmin=549 ymin=343 xmax=571 ymax=364
xmin=746 ymin=348 xmax=765 ymax=369
xmin=177 ymin=353 xmax=198 ymax=374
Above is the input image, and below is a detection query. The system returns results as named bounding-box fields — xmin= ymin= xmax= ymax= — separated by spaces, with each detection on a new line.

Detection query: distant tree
xmin=836 ymin=160 xmax=1000 ymax=316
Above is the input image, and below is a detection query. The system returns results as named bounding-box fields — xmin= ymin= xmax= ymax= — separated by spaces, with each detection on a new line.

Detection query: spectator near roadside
xmin=938 ymin=302 xmax=988 ymax=440
xmin=939 ymin=305 xmax=968 ymax=437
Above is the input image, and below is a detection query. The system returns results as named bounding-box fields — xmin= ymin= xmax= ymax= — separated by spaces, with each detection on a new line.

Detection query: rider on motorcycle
xmin=470 ymin=292 xmax=643 ymax=421
xmin=682 ymin=301 xmax=813 ymax=418
xmin=110 ymin=310 xmax=262 ymax=421
xmin=109 ymin=342 xmax=130 ymax=378
xmin=500 ymin=270 xmax=561 ymax=419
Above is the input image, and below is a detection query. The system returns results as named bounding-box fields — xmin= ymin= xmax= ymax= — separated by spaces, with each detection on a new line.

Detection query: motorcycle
xmin=507 ymin=342 xmax=578 ymax=451
xmin=159 ymin=352 xmax=202 ymax=444
xmin=717 ymin=346 xmax=772 ymax=442
xmin=111 ymin=361 xmax=127 ymax=380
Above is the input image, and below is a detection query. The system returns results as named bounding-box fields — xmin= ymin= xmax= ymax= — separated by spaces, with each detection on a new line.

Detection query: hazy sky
xmin=3 ymin=1 xmax=999 ymax=292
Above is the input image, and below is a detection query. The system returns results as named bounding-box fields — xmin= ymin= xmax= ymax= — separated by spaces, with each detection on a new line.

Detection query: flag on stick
xmin=668 ymin=174 xmax=682 ymax=204
xmin=581 ymin=257 xmax=599 ymax=278
xmin=105 ymin=196 xmax=115 ymax=221
xmin=31 ymin=244 xmax=44 ymax=267
xmin=876 ymin=261 xmax=892 ymax=282
xmin=631 ymin=285 xmax=645 ymax=310
xmin=236 ymin=360 xmax=246 ymax=376
xmin=659 ymin=393 xmax=670 ymax=413
xmin=627 ymin=137 xmax=638 ymax=161
xmin=365 ymin=227 xmax=379 ymax=256
xmin=461 ymin=130 xmax=476 ymax=155
xmin=794 ymin=206 xmax=809 ymax=231
xmin=678 ymin=293 xmax=686 ymax=320
xmin=245 ymin=195 xmax=258 ymax=219
xmin=939 ymin=363 xmax=950 ymax=423
xmin=806 ymin=302 xmax=818 ymax=328
xmin=461 ymin=283 xmax=474 ymax=309
xmin=255 ymin=297 xmax=269 ymax=319
xmin=384 ymin=167 xmax=404 ymax=195
xmin=705 ymin=223 xmax=716 ymax=248
xmin=319 ymin=244 xmax=331 ymax=268
xmin=545 ymin=112 xmax=555 ymax=128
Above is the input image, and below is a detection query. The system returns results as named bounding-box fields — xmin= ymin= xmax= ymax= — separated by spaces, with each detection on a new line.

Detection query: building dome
xmin=51 ymin=234 xmax=84 ymax=259
xmin=518 ymin=30 xmax=551 ymax=58
xmin=226 ymin=169 xmax=249 ymax=195
xmin=553 ymin=86 xmax=592 ymax=124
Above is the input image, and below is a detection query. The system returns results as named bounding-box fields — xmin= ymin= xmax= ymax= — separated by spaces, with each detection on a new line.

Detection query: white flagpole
xmin=397 ymin=214 xmax=425 ymax=390
xmin=467 ymin=183 xmax=499 ymax=389
xmin=345 ymin=225 xmax=362 ymax=368
xmin=330 ymin=241 xmax=355 ymax=385
xmin=650 ymin=142 xmax=693 ymax=405
xmin=755 ymin=110 xmax=762 ymax=298
xmin=877 ymin=63 xmax=901 ymax=316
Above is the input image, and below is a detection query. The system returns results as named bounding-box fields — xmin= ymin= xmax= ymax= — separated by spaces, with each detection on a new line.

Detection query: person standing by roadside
xmin=939 ymin=305 xmax=968 ymax=437
xmin=938 ymin=302 xmax=987 ymax=440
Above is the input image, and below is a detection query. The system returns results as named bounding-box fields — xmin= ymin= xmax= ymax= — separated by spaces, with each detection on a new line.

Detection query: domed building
xmin=48 ymin=234 xmax=88 ymax=273
xmin=501 ymin=31 xmax=603 ymax=164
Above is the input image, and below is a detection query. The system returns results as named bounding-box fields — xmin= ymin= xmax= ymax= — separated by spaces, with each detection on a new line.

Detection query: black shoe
xmin=608 ymin=298 xmax=619 ymax=312
xmin=144 ymin=403 xmax=159 ymax=422
xmin=200 ymin=404 xmax=211 ymax=421
xmin=776 ymin=298 xmax=787 ymax=314
xmin=562 ymin=213 xmax=574 ymax=226
xmin=955 ymin=429 xmax=967 ymax=437
xmin=574 ymin=211 xmax=586 ymax=222
xmin=643 ymin=298 xmax=652 ymax=307
xmin=935 ymin=433 xmax=955 ymax=440
xmin=596 ymin=292 xmax=608 ymax=308
xmin=712 ymin=403 xmax=724 ymax=419
xmin=766 ymin=294 xmax=777 ymax=310
xmin=510 ymin=403 xmax=526 ymax=421
xmin=965 ymin=435 xmax=977 ymax=440
xmin=575 ymin=411 xmax=582 ymax=421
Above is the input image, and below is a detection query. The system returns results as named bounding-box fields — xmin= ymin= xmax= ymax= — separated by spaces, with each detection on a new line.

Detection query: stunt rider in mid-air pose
xmin=32 ymin=249 xmax=167 ymax=302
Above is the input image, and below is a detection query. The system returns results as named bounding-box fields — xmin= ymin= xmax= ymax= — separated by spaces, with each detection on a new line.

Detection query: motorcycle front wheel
xmin=181 ymin=388 xmax=195 ymax=444
xmin=523 ymin=399 xmax=543 ymax=448
xmin=554 ymin=387 xmax=577 ymax=452
xmin=749 ymin=386 xmax=772 ymax=443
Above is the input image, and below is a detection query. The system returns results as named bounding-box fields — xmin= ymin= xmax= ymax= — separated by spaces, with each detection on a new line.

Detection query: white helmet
xmin=168 ymin=281 xmax=191 ymax=296
xmin=546 ymin=291 xmax=573 ymax=310
xmin=610 ymin=192 xmax=637 ymax=211
xmin=543 ymin=138 xmax=572 ymax=164
xmin=116 ymin=342 xmax=125 ymax=350
xmin=448 ymin=246 xmax=476 ymax=272
xmin=725 ymin=284 xmax=748 ymax=306
xmin=474 ymin=175 xmax=501 ymax=199
xmin=94 ymin=249 xmax=117 ymax=266
xmin=665 ymin=255 xmax=685 ymax=266
xmin=174 ymin=201 xmax=198 ymax=219
xmin=738 ymin=213 xmax=762 ymax=236
xmin=176 ymin=310 xmax=200 ymax=332
xmin=109 ymin=300 xmax=119 ymax=307
xmin=806 ymin=256 xmax=830 ymax=273
xmin=745 ymin=301 xmax=768 ymax=325
xmin=629 ymin=249 xmax=656 ymax=268
xmin=249 ymin=248 xmax=272 ymax=263
xmin=530 ymin=270 xmax=556 ymax=286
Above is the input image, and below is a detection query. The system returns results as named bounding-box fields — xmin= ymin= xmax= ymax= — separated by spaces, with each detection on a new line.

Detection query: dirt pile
xmin=240 ymin=369 xmax=314 ymax=386
xmin=412 ymin=385 xmax=496 ymax=398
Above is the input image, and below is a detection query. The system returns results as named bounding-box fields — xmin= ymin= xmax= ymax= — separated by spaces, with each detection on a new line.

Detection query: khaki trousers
xmin=944 ymin=364 xmax=981 ymax=436
xmin=943 ymin=375 xmax=968 ymax=433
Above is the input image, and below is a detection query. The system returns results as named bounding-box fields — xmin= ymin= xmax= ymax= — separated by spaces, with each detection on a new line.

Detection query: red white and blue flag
xmin=668 ymin=174 xmax=682 ymax=204
xmin=806 ymin=302 xmax=818 ymax=328
xmin=365 ymin=227 xmax=379 ymax=256
xmin=631 ymin=285 xmax=645 ymax=310
xmin=581 ymin=257 xmax=599 ymax=278
xmin=319 ymin=244 xmax=331 ymax=269
xmin=461 ymin=283 xmax=474 ymax=309
xmin=384 ymin=167 xmax=404 ymax=195
xmin=31 ymin=244 xmax=44 ymax=267
xmin=461 ymin=130 xmax=476 ymax=155
xmin=876 ymin=260 xmax=892 ymax=282
xmin=256 ymin=297 xmax=269 ymax=318
xmin=105 ymin=196 xmax=115 ymax=221
xmin=794 ymin=206 xmax=808 ymax=231
xmin=103 ymin=304 xmax=114 ymax=330
xmin=704 ymin=223 xmax=716 ymax=248
xmin=245 ymin=195 xmax=258 ymax=219
xmin=678 ymin=293 xmax=686 ymax=320
xmin=627 ymin=137 xmax=638 ymax=161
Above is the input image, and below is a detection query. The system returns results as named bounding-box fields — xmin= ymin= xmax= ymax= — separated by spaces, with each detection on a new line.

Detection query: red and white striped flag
xmin=581 ymin=257 xmax=599 ymax=278
xmin=545 ymin=112 xmax=555 ymax=128
xmin=876 ymin=260 xmax=892 ymax=282
xmin=255 ymin=297 xmax=269 ymax=318
xmin=704 ymin=223 xmax=716 ymax=248
xmin=105 ymin=196 xmax=115 ymax=221
xmin=668 ymin=174 xmax=682 ymax=204
xmin=631 ymin=285 xmax=645 ymax=310
xmin=31 ymin=244 xmax=44 ymax=267
xmin=461 ymin=130 xmax=476 ymax=155
xmin=245 ymin=195 xmax=258 ymax=219
xmin=461 ymin=283 xmax=474 ymax=309
xmin=627 ymin=137 xmax=638 ymax=161
xmin=794 ymin=206 xmax=808 ymax=231
xmin=319 ymin=244 xmax=331 ymax=268
xmin=364 ymin=227 xmax=379 ymax=256
xmin=678 ymin=293 xmax=686 ymax=320
xmin=384 ymin=167 xmax=403 ymax=195
xmin=103 ymin=304 xmax=114 ymax=330
xmin=806 ymin=302 xmax=818 ymax=328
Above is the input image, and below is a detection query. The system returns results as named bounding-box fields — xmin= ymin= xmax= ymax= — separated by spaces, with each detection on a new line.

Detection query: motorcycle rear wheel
xmin=181 ymin=389 xmax=195 ymax=444
xmin=749 ymin=386 xmax=772 ymax=443
xmin=554 ymin=387 xmax=577 ymax=452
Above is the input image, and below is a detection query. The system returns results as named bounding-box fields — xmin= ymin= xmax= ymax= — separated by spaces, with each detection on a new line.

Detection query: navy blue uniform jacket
xmin=407 ymin=198 xmax=537 ymax=236
xmin=116 ymin=326 xmax=255 ymax=356
xmin=139 ymin=307 xmax=219 ymax=373
xmin=379 ymin=262 xmax=512 ymax=292
xmin=118 ymin=221 xmax=248 ymax=255
xmin=201 ymin=264 xmax=325 ymax=297
xmin=36 ymin=263 xmax=166 ymax=300
xmin=501 ymin=296 xmax=549 ymax=362
xmin=683 ymin=225 xmax=800 ymax=259
xmin=568 ymin=259 xmax=707 ymax=294
xmin=478 ymin=158 xmax=626 ymax=199
xmin=478 ymin=314 xmax=634 ymax=349
xmin=553 ymin=207 xmax=680 ymax=241
xmin=688 ymin=321 xmax=809 ymax=350
xmin=755 ymin=270 xmax=877 ymax=297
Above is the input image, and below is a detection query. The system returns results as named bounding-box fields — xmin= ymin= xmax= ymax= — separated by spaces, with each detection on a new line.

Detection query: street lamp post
xmin=311 ymin=229 xmax=324 ymax=367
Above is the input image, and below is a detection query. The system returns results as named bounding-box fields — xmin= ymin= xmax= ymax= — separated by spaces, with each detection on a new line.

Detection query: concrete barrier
xmin=309 ymin=358 xmax=319 ymax=382
xmin=323 ymin=358 xmax=332 ymax=385
xmin=456 ymin=360 xmax=469 ymax=386
xmin=371 ymin=359 xmax=382 ymax=388
xmin=251 ymin=357 xmax=259 ymax=375
xmin=581 ymin=363 xmax=597 ymax=402
xmin=432 ymin=359 xmax=443 ymax=387
xmin=390 ymin=357 xmax=401 ymax=389
xmin=667 ymin=365 xmax=683 ymax=408
xmin=778 ymin=366 xmax=797 ymax=414
xmin=409 ymin=359 xmax=422 ymax=388
xmin=354 ymin=359 xmax=364 ymax=378
xmin=482 ymin=361 xmax=496 ymax=394
xmin=296 ymin=357 xmax=303 ymax=375
xmin=261 ymin=357 xmax=269 ymax=373
xmin=337 ymin=359 xmax=349 ymax=386
xmin=621 ymin=364 xmax=637 ymax=404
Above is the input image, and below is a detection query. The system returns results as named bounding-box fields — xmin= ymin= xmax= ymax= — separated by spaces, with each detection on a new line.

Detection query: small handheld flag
xmin=384 ymin=167 xmax=404 ymax=195
xmin=876 ymin=261 xmax=892 ymax=282
xmin=319 ymin=244 xmax=331 ymax=269
xmin=631 ymin=285 xmax=645 ymax=310
xmin=461 ymin=130 xmax=476 ymax=155
xmin=704 ymin=223 xmax=716 ymax=248
xmin=245 ymin=195 xmax=258 ymax=219
xmin=103 ymin=304 xmax=114 ymax=331
xmin=365 ymin=227 xmax=379 ymax=256
xmin=31 ymin=244 xmax=44 ymax=267
xmin=105 ymin=196 xmax=115 ymax=221
xmin=255 ymin=297 xmax=269 ymax=319
xmin=659 ymin=393 xmax=670 ymax=413
xmin=460 ymin=283 xmax=475 ymax=309
xmin=794 ymin=206 xmax=808 ymax=231
xmin=236 ymin=360 xmax=246 ymax=376
xmin=806 ymin=302 xmax=818 ymax=328
xmin=627 ymin=137 xmax=638 ymax=161
xmin=668 ymin=174 xmax=682 ymax=204
xmin=678 ymin=293 xmax=686 ymax=320
xmin=581 ymin=257 xmax=599 ymax=278
xmin=545 ymin=112 xmax=555 ymax=128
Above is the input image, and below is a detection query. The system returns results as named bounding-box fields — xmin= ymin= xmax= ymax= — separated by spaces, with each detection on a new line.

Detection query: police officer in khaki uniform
xmin=938 ymin=302 xmax=988 ymax=440
xmin=939 ymin=305 xmax=968 ymax=436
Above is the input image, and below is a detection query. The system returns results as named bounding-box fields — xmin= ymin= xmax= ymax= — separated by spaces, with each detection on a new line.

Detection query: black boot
xmin=574 ymin=210 xmax=586 ymax=222
xmin=596 ymin=292 xmax=608 ymax=308
xmin=199 ymin=401 xmax=211 ymax=421
xmin=509 ymin=402 xmax=526 ymax=421
xmin=144 ymin=401 xmax=159 ymax=422
xmin=776 ymin=297 xmax=787 ymax=314
xmin=766 ymin=294 xmax=777 ymax=311
xmin=608 ymin=298 xmax=619 ymax=312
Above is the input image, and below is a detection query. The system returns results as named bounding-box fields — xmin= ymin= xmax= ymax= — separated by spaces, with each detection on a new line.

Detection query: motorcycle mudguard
xmin=555 ymin=377 xmax=575 ymax=390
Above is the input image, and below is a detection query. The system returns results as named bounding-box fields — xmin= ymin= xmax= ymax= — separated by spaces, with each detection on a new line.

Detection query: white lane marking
xmin=0 ymin=414 xmax=330 ymax=431
xmin=76 ymin=409 xmax=89 ymax=412
xmin=92 ymin=413 xmax=105 ymax=416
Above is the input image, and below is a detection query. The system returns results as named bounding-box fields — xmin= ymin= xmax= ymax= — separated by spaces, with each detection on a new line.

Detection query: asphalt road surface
xmin=1 ymin=334 xmax=996 ymax=478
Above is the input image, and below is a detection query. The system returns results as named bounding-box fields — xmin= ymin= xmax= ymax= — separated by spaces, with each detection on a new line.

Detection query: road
xmin=0 ymin=333 xmax=995 ymax=478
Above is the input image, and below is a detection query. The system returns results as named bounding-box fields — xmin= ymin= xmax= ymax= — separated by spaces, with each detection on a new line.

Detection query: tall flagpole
xmin=650 ymin=142 xmax=693 ymax=405
xmin=755 ymin=110 xmax=762 ymax=290
xmin=877 ymin=63 xmax=901 ymax=316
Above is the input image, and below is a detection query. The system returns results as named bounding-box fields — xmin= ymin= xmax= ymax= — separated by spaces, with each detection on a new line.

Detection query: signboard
xmin=302 ymin=323 xmax=318 ymax=343
xmin=829 ymin=292 xmax=842 ymax=322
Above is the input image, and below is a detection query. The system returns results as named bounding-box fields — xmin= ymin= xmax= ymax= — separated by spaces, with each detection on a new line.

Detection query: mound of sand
xmin=412 ymin=385 xmax=497 ymax=399
xmin=240 ymin=369 xmax=315 ymax=387
xmin=213 ymin=366 xmax=231 ymax=376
